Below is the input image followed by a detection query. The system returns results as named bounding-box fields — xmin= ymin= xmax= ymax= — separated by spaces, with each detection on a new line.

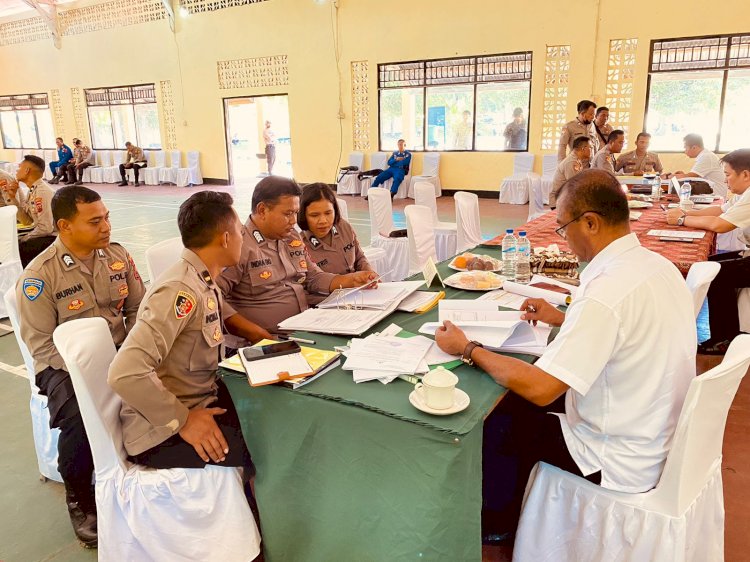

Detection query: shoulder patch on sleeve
xmin=174 ymin=290 xmax=196 ymax=319
xmin=22 ymin=278 xmax=45 ymax=301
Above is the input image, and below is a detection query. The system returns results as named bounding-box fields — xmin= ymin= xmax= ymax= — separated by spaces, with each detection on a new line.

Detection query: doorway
xmin=223 ymin=94 xmax=292 ymax=184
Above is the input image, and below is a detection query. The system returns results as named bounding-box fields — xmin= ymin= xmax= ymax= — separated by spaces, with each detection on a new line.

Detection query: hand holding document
xmin=502 ymin=275 xmax=577 ymax=306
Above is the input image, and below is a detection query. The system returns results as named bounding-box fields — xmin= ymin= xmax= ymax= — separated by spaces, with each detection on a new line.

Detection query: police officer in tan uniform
xmin=217 ymin=176 xmax=378 ymax=335
xmin=557 ymin=100 xmax=598 ymax=162
xmin=16 ymin=185 xmax=145 ymax=548
xmin=109 ymin=191 xmax=255 ymax=475
xmin=615 ymin=132 xmax=663 ymax=175
xmin=591 ymin=129 xmax=625 ymax=176
xmin=0 ymin=168 xmax=17 ymax=206
xmin=550 ymin=136 xmax=592 ymax=208
xmin=593 ymin=106 xmax=613 ymax=149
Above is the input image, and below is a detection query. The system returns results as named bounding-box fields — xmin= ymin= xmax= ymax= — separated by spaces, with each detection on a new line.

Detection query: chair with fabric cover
xmin=361 ymin=152 xmax=388 ymax=198
xmin=42 ymin=149 xmax=57 ymax=180
xmin=53 ymin=317 xmax=261 ymax=562
xmin=499 ymin=153 xmax=535 ymax=204
xmin=526 ymin=172 xmax=546 ymax=221
xmin=81 ymin=150 xmax=98 ymax=183
xmin=125 ymin=150 xmax=151 ymax=183
xmin=336 ymin=197 xmax=349 ymax=221
xmin=414 ymin=182 xmax=456 ymax=260
xmin=145 ymin=236 xmax=184 ymax=284
xmin=103 ymin=150 xmax=127 ymax=183
xmin=686 ymin=261 xmax=721 ymax=319
xmin=176 ymin=151 xmax=203 ymax=187
xmin=89 ymin=150 xmax=111 ymax=183
xmin=405 ymin=205 xmax=438 ymax=277
xmin=539 ymin=154 xmax=558 ymax=205
xmin=142 ymin=150 xmax=166 ymax=186
xmin=337 ymin=152 xmax=364 ymax=195
xmin=513 ymin=333 xmax=750 ymax=562
xmin=4 ymin=288 xmax=63 ymax=482
xmin=367 ymin=188 xmax=409 ymax=281
xmin=0 ymin=205 xmax=22 ymax=319
xmin=407 ymin=153 xmax=442 ymax=198
xmin=739 ymin=290 xmax=750 ymax=333
xmin=334 ymin=196 xmax=388 ymax=275
xmin=159 ymin=150 xmax=181 ymax=184
xmin=455 ymin=191 xmax=483 ymax=252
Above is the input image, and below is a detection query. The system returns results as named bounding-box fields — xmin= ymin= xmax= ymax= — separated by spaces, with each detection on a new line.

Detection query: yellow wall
xmin=0 ymin=0 xmax=748 ymax=189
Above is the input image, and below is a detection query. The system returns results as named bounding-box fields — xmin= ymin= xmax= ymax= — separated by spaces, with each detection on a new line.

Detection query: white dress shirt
xmin=263 ymin=128 xmax=276 ymax=146
xmin=535 ymin=233 xmax=696 ymax=492
xmin=719 ymin=187 xmax=750 ymax=251
xmin=691 ymin=149 xmax=727 ymax=198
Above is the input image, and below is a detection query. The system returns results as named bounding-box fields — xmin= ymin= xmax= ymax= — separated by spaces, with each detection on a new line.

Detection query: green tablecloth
xmin=224 ymin=244 xmax=543 ymax=562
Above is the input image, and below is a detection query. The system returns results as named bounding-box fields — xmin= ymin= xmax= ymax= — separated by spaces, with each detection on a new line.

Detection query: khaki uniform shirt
xmin=0 ymin=169 xmax=16 ymax=206
xmin=16 ymin=237 xmax=145 ymax=374
xmin=615 ymin=150 xmax=663 ymax=174
xmin=550 ymin=152 xmax=589 ymax=207
xmin=557 ymin=118 xmax=598 ymax=162
xmin=594 ymin=122 xmax=613 ymax=148
xmin=16 ymin=178 xmax=56 ymax=240
xmin=591 ymin=146 xmax=620 ymax=176
xmin=216 ymin=217 xmax=337 ymax=333
xmin=73 ymin=144 xmax=93 ymax=165
xmin=126 ymin=146 xmax=147 ymax=164
xmin=109 ymin=250 xmax=226 ymax=455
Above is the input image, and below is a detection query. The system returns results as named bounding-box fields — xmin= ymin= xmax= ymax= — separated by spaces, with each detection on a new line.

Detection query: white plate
xmin=444 ymin=271 xmax=506 ymax=291
xmin=409 ymin=388 xmax=470 ymax=416
xmin=628 ymin=200 xmax=652 ymax=209
xmin=448 ymin=254 xmax=502 ymax=272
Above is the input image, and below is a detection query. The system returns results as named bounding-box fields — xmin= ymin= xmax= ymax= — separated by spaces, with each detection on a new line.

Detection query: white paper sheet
xmin=476 ymin=289 xmax=528 ymax=310
xmin=343 ymin=335 xmax=432 ymax=374
xmin=647 ymin=229 xmax=705 ymax=239
xmin=503 ymin=275 xmax=576 ymax=306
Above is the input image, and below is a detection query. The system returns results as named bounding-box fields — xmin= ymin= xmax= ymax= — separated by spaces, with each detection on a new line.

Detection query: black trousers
xmin=707 ymin=251 xmax=750 ymax=342
xmin=65 ymin=161 xmax=92 ymax=182
xmin=129 ymin=379 xmax=254 ymax=474
xmin=119 ymin=162 xmax=147 ymax=182
xmin=19 ymin=235 xmax=56 ymax=267
xmin=265 ymin=144 xmax=276 ymax=174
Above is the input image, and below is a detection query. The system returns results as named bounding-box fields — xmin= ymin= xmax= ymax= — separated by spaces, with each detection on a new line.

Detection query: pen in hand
xmin=660 ymin=204 xmax=667 ymax=211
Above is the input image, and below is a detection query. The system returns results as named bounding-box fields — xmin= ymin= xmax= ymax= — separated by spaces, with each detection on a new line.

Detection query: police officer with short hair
xmin=591 ymin=130 xmax=625 ymax=176
xmin=550 ymin=136 xmax=592 ymax=208
xmin=616 ymin=132 xmax=663 ymax=175
xmin=557 ymin=100 xmax=598 ymax=162
xmin=16 ymin=185 xmax=146 ymax=548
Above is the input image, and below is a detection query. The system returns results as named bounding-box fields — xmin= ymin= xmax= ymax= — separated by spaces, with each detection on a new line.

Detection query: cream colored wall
xmin=0 ymin=0 xmax=748 ymax=189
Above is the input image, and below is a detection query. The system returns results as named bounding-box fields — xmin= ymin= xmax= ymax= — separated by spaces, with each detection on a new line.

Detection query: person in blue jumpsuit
xmin=372 ymin=139 xmax=411 ymax=197
xmin=49 ymin=137 xmax=73 ymax=184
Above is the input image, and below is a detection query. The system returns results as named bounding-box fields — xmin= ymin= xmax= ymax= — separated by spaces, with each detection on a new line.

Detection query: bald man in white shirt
xmin=665 ymin=133 xmax=727 ymax=198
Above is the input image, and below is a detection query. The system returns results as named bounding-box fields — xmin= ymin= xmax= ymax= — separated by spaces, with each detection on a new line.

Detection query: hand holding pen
xmin=520 ymin=298 xmax=566 ymax=328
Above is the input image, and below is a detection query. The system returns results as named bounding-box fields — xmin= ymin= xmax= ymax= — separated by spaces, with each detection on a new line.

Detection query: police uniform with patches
xmin=15 ymin=236 xmax=145 ymax=522
xmin=216 ymin=217 xmax=337 ymax=333
xmin=15 ymin=177 xmax=56 ymax=240
xmin=590 ymin=146 xmax=621 ymax=176
xmin=557 ymin=118 xmax=598 ymax=162
xmin=301 ymin=220 xmax=372 ymax=305
xmin=108 ymin=249 xmax=252 ymax=470
xmin=550 ymin=152 xmax=590 ymax=208
xmin=615 ymin=150 xmax=664 ymax=175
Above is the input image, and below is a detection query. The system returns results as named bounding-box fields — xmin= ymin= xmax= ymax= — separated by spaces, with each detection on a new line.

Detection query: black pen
xmin=660 ymin=204 xmax=667 ymax=211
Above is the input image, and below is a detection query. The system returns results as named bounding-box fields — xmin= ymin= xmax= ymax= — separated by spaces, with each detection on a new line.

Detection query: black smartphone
xmin=242 ymin=341 xmax=301 ymax=362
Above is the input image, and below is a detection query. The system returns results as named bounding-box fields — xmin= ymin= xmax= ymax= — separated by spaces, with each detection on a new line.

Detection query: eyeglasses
xmin=555 ymin=211 xmax=605 ymax=239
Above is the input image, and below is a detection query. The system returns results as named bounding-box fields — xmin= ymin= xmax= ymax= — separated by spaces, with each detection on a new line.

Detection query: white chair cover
xmin=176 ymin=151 xmax=203 ymax=187
xmin=81 ymin=150 xmax=98 ymax=182
xmin=685 ymin=261 xmax=721 ymax=319
xmin=455 ymin=191 xmax=483 ymax=252
xmin=540 ymin=154 xmax=559 ymax=205
xmin=0 ymin=205 xmax=22 ymax=319
xmin=336 ymin=197 xmax=349 ymax=221
xmin=3 ymin=287 xmax=63 ymax=482
xmin=126 ymin=150 xmax=151 ymax=182
xmin=527 ymin=172 xmax=546 ymax=221
xmin=145 ymin=236 xmax=184 ymax=284
xmin=499 ymin=153 xmax=535 ymax=204
xmin=405 ymin=205 xmax=437 ymax=276
xmin=514 ymin=334 xmax=750 ymax=562
xmin=361 ymin=152 xmax=388 ymax=198
xmin=42 ymin=149 xmax=57 ymax=180
xmin=414 ymin=182 xmax=456 ymax=261
xmin=89 ymin=150 xmax=110 ymax=183
xmin=407 ymin=153 xmax=442 ymax=198
xmin=53 ymin=318 xmax=261 ymax=562
xmin=367 ymin=188 xmax=409 ymax=281
xmin=337 ymin=152 xmax=364 ymax=195
xmin=362 ymin=246 xmax=388 ymax=275
xmin=739 ymin=289 xmax=750 ymax=333
xmin=103 ymin=150 xmax=127 ymax=183
xmin=142 ymin=150 xmax=166 ymax=186
xmin=159 ymin=150 xmax=181 ymax=184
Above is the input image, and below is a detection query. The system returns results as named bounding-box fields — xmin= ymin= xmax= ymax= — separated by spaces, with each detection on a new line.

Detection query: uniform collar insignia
xmin=201 ymin=270 xmax=213 ymax=285
xmin=309 ymin=236 xmax=321 ymax=247
xmin=253 ymin=230 xmax=265 ymax=244
xmin=62 ymin=254 xmax=75 ymax=267
xmin=331 ymin=226 xmax=338 ymax=236
xmin=97 ymin=249 xmax=106 ymax=258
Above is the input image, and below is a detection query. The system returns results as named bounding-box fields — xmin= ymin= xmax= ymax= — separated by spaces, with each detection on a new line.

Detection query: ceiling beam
xmin=22 ymin=0 xmax=61 ymax=49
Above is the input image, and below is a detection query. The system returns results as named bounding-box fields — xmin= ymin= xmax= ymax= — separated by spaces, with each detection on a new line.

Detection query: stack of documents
xmin=502 ymin=275 xmax=577 ymax=306
xmin=397 ymin=290 xmax=445 ymax=313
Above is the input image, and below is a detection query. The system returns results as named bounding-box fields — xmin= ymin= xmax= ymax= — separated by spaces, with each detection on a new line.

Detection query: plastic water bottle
xmin=650 ymin=175 xmax=661 ymax=202
xmin=515 ymin=231 xmax=531 ymax=284
xmin=501 ymin=229 xmax=517 ymax=280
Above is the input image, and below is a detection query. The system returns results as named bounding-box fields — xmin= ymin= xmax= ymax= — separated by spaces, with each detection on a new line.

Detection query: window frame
xmin=644 ymin=32 xmax=750 ymax=152
xmin=0 ymin=93 xmax=55 ymax=149
xmin=377 ymin=51 xmax=533 ymax=153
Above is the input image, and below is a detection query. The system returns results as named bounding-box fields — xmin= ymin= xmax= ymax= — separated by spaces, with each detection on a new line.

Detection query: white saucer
xmin=409 ymin=388 xmax=470 ymax=416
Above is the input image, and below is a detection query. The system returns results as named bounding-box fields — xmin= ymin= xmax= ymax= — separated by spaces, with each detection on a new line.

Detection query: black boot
xmin=65 ymin=481 xmax=98 ymax=548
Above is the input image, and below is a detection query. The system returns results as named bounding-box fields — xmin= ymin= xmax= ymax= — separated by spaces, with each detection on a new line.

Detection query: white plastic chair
xmin=686 ymin=261 xmax=721 ymax=319
xmin=144 ymin=236 xmax=184 ymax=283
xmin=142 ymin=150 xmax=166 ymax=186
xmin=514 ymin=333 xmax=750 ymax=562
xmin=176 ymin=151 xmax=203 ymax=187
xmin=414 ymin=182 xmax=456 ymax=261
xmin=53 ymin=318 xmax=261 ymax=562
xmin=540 ymin=154 xmax=558 ymax=205
xmin=336 ymin=197 xmax=349 ymax=221
xmin=405 ymin=204 xmax=437 ymax=276
xmin=0 ymin=205 xmax=22 ymax=319
xmin=455 ymin=191 xmax=483 ymax=252
xmin=361 ymin=151 xmax=388 ymax=198
xmin=499 ymin=153 xmax=535 ymax=204
xmin=89 ymin=150 xmax=111 ymax=183
xmin=367 ymin=188 xmax=409 ymax=281
xmin=527 ymin=172 xmax=546 ymax=221
xmin=159 ymin=150 xmax=181 ymax=184
xmin=407 ymin=152 xmax=442 ymax=198
xmin=103 ymin=150 xmax=127 ymax=183
xmin=337 ymin=152 xmax=364 ymax=195
xmin=3 ymin=287 xmax=63 ymax=482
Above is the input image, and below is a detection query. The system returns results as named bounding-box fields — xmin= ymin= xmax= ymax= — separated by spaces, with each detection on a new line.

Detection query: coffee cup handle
xmin=414 ymin=382 xmax=424 ymax=398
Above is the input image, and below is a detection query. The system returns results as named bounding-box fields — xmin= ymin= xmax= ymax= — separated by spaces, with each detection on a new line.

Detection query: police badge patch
xmin=68 ymin=299 xmax=84 ymax=311
xmin=174 ymin=291 xmax=196 ymax=319
xmin=110 ymin=261 xmax=126 ymax=271
xmin=22 ymin=278 xmax=45 ymax=301
xmin=289 ymin=239 xmax=303 ymax=247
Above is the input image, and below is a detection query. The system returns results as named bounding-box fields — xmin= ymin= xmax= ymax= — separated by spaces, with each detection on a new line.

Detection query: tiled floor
xmin=0 ymin=182 xmax=747 ymax=561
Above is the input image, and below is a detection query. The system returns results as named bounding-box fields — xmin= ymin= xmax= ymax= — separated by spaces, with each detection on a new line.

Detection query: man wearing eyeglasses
xmin=435 ymin=169 xmax=696 ymax=539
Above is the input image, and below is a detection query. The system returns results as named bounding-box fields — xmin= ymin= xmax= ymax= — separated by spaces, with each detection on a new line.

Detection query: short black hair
xmin=298 ymin=182 xmax=340 ymax=231
xmin=557 ymin=169 xmax=629 ymax=226
xmin=23 ymin=155 xmax=45 ymax=174
xmin=251 ymin=176 xmax=302 ymax=212
xmin=52 ymin=185 xmax=102 ymax=223
xmin=636 ymin=132 xmax=651 ymax=142
xmin=178 ymin=191 xmax=236 ymax=249
xmin=577 ymin=100 xmax=597 ymax=113
xmin=56 ymin=137 xmax=63 ymax=142
xmin=571 ymin=136 xmax=591 ymax=151
xmin=607 ymin=129 xmax=624 ymax=144
xmin=595 ymin=106 xmax=609 ymax=115
xmin=722 ymin=149 xmax=750 ymax=174
xmin=74 ymin=138 xmax=82 ymax=145
xmin=513 ymin=107 xmax=524 ymax=117
xmin=683 ymin=133 xmax=704 ymax=148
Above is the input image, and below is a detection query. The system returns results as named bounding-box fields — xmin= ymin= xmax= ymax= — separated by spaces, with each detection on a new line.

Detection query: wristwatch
xmin=676 ymin=213 xmax=686 ymax=227
xmin=461 ymin=340 xmax=483 ymax=366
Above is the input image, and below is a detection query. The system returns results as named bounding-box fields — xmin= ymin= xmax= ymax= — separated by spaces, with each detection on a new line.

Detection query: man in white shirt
xmin=436 ymin=169 xmax=696 ymax=535
xmin=666 ymin=133 xmax=727 ymax=198
xmin=263 ymin=120 xmax=276 ymax=175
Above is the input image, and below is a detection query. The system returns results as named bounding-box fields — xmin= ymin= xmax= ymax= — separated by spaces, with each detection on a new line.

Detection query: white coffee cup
xmin=414 ymin=366 xmax=459 ymax=410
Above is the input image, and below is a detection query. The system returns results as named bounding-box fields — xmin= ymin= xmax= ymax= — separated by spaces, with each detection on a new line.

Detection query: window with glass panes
xmin=378 ymin=52 xmax=532 ymax=152
xmin=85 ymin=84 xmax=162 ymax=150
xmin=645 ymin=33 xmax=750 ymax=152
xmin=0 ymin=93 xmax=56 ymax=149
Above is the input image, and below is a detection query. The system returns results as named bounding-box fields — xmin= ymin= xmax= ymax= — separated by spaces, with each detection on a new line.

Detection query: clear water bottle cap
xmin=506 ymin=229 xmax=514 ymax=234
xmin=519 ymin=231 xmax=526 ymax=236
